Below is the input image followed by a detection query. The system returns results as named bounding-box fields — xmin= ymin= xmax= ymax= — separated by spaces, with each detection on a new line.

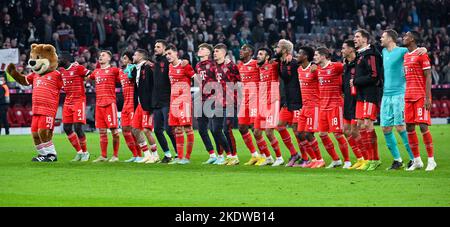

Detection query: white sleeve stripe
xmin=423 ymin=67 xmax=431 ymax=70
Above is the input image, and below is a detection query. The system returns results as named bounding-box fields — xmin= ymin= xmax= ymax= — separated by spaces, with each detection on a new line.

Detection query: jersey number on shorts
xmin=332 ymin=117 xmax=338 ymax=126
xmin=46 ymin=117 xmax=53 ymax=128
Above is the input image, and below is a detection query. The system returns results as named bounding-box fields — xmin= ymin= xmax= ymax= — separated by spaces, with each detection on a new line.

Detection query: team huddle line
xmin=5 ymin=28 xmax=437 ymax=171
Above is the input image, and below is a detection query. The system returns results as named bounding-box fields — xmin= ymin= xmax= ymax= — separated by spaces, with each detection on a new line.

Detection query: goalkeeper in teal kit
xmin=379 ymin=29 xmax=427 ymax=170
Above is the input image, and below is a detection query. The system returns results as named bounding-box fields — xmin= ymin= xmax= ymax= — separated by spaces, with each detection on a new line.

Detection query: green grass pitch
xmin=0 ymin=125 xmax=449 ymax=206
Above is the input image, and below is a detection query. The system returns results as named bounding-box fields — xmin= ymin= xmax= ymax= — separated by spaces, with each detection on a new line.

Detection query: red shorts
xmin=297 ymin=106 xmax=320 ymax=132
xmin=356 ymin=101 xmax=378 ymax=120
xmin=405 ymin=98 xmax=431 ymax=125
xmin=238 ymin=102 xmax=258 ymax=125
xmin=132 ymin=104 xmax=153 ymax=130
xmin=254 ymin=110 xmax=279 ymax=130
xmin=169 ymin=99 xmax=193 ymax=127
xmin=95 ymin=103 xmax=119 ymax=129
xmin=343 ymin=118 xmax=357 ymax=125
xmin=62 ymin=101 xmax=86 ymax=124
xmin=319 ymin=106 xmax=344 ymax=133
xmin=121 ymin=107 xmax=134 ymax=127
xmin=279 ymin=107 xmax=300 ymax=124
xmin=31 ymin=115 xmax=55 ymax=133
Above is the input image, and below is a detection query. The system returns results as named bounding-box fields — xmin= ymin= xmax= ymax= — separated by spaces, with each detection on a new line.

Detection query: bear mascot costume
xmin=6 ymin=44 xmax=63 ymax=162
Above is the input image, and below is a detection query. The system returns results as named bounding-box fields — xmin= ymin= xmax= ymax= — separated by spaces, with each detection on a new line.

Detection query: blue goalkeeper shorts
xmin=380 ymin=94 xmax=405 ymax=127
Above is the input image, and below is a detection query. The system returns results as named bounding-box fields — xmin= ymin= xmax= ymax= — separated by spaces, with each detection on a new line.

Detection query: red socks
xmin=335 ymin=133 xmax=350 ymax=162
xmin=358 ymin=129 xmax=369 ymax=160
xmin=123 ymin=131 xmax=138 ymax=157
xmin=255 ymin=135 xmax=271 ymax=157
xmin=270 ymin=138 xmax=282 ymax=158
xmin=100 ymin=132 xmax=108 ymax=158
xmin=134 ymin=136 xmax=142 ymax=157
xmin=242 ymin=131 xmax=257 ymax=154
xmin=79 ymin=135 xmax=87 ymax=152
xmin=112 ymin=131 xmax=120 ymax=157
xmin=175 ymin=132 xmax=184 ymax=159
xmin=299 ymin=139 xmax=315 ymax=160
xmin=295 ymin=136 xmax=309 ymax=160
xmin=360 ymin=129 xmax=373 ymax=160
xmin=370 ymin=129 xmax=379 ymax=160
xmin=407 ymin=130 xmax=420 ymax=158
xmin=408 ymin=129 xmax=435 ymax=158
xmin=277 ymin=126 xmax=298 ymax=156
xmin=319 ymin=134 xmax=339 ymax=161
xmin=67 ymin=132 xmax=82 ymax=153
xmin=174 ymin=130 xmax=194 ymax=159
xmin=422 ymin=130 xmax=434 ymax=157
xmin=309 ymin=138 xmax=322 ymax=160
xmin=347 ymin=135 xmax=363 ymax=159
xmin=186 ymin=130 xmax=194 ymax=160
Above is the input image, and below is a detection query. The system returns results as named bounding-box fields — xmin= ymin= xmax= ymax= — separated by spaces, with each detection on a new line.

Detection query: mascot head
xmin=28 ymin=44 xmax=58 ymax=75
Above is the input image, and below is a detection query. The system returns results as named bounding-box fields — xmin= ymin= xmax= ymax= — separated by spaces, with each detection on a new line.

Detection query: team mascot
xmin=6 ymin=44 xmax=63 ymax=162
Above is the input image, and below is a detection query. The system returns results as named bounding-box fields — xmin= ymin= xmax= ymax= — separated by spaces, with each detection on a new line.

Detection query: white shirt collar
xmin=136 ymin=61 xmax=146 ymax=70
xmin=301 ymin=62 xmax=312 ymax=71
xmin=357 ymin=44 xmax=371 ymax=53
xmin=407 ymin=48 xmax=419 ymax=55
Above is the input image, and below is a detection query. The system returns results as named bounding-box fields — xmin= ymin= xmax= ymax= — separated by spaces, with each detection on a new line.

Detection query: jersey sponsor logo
xmin=176 ymin=69 xmax=180 ymax=74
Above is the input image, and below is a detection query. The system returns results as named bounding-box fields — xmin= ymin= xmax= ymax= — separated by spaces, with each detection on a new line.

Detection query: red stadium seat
xmin=439 ymin=99 xmax=450 ymax=118
xmin=7 ymin=108 xmax=20 ymax=127
xmin=23 ymin=105 xmax=33 ymax=126
xmin=7 ymin=106 xmax=26 ymax=127
xmin=13 ymin=105 xmax=27 ymax=127
xmin=430 ymin=100 xmax=441 ymax=118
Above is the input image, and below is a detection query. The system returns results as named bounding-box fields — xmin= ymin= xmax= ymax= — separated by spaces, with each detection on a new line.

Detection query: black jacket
xmin=342 ymin=58 xmax=357 ymax=120
xmin=131 ymin=63 xmax=154 ymax=112
xmin=354 ymin=45 xmax=383 ymax=105
xmin=152 ymin=55 xmax=171 ymax=108
xmin=279 ymin=58 xmax=302 ymax=111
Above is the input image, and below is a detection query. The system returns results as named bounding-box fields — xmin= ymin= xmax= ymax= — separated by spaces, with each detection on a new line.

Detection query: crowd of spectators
xmin=0 ymin=0 xmax=449 ymax=86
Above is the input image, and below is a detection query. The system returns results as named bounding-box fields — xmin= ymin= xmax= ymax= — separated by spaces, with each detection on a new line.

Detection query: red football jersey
xmin=60 ymin=63 xmax=90 ymax=105
xmin=196 ymin=59 xmax=217 ymax=102
xmin=317 ymin=61 xmax=344 ymax=110
xmin=238 ymin=59 xmax=259 ymax=106
xmin=258 ymin=61 xmax=279 ymax=103
xmin=215 ymin=61 xmax=241 ymax=107
xmin=26 ymin=71 xmax=63 ymax=117
xmin=89 ymin=66 xmax=122 ymax=107
xmin=119 ymin=69 xmax=135 ymax=111
xmin=238 ymin=59 xmax=260 ymax=83
xmin=404 ymin=49 xmax=432 ymax=101
xmin=169 ymin=62 xmax=196 ymax=99
xmin=298 ymin=63 xmax=320 ymax=107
